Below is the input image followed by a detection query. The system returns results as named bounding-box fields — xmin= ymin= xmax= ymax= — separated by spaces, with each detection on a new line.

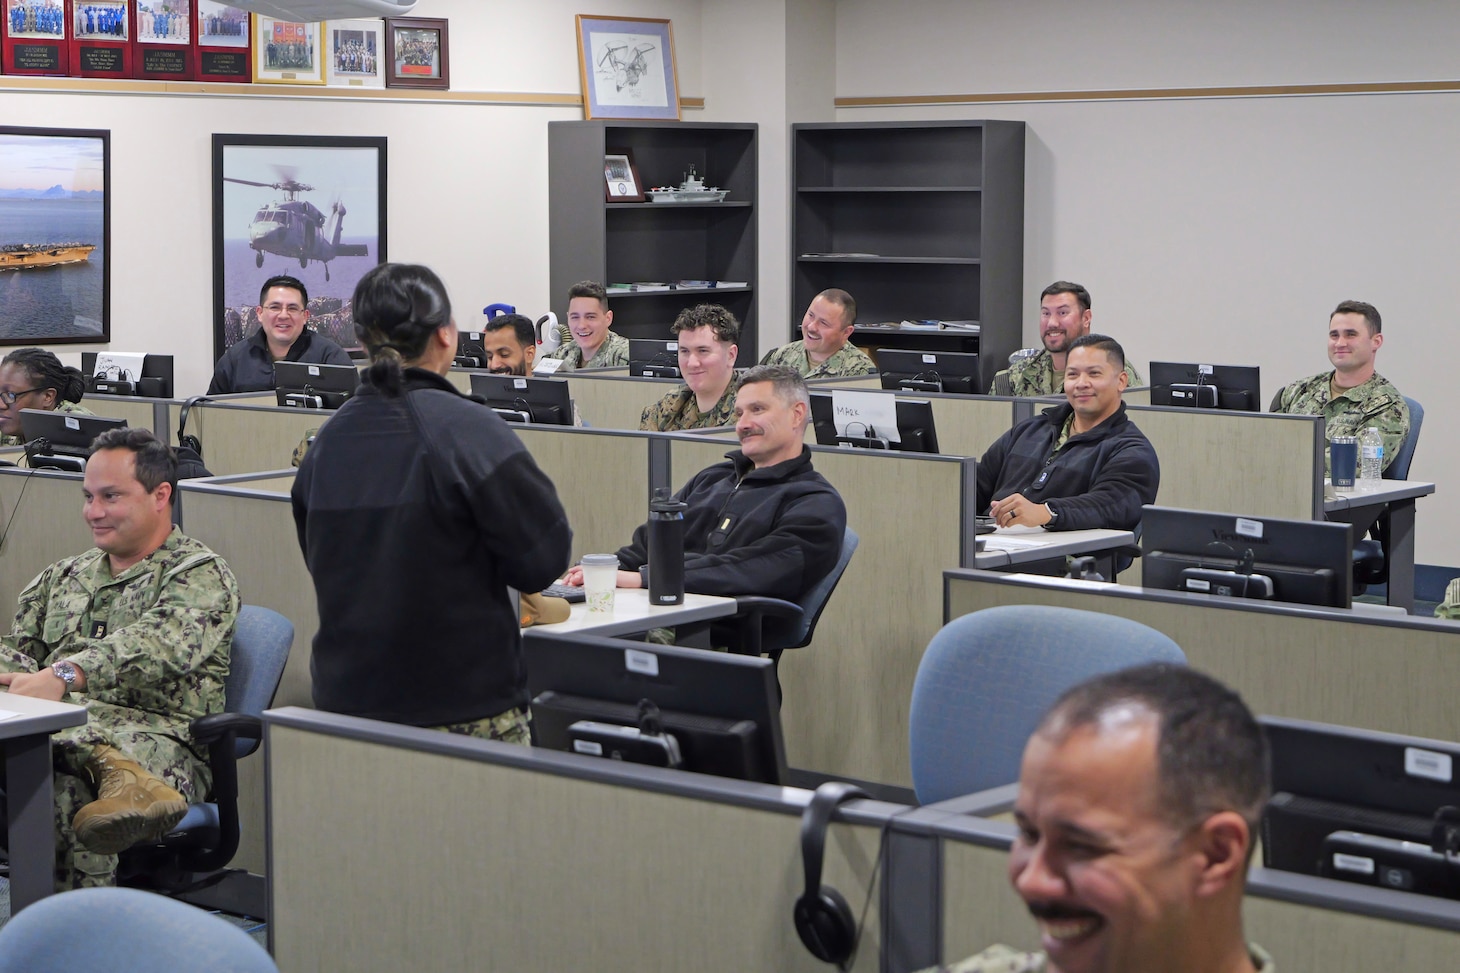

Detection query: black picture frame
xmin=0 ymin=126 xmax=110 ymax=345
xmin=211 ymin=133 xmax=387 ymax=360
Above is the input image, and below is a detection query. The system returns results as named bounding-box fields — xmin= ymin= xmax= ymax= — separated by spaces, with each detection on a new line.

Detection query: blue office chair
xmin=908 ymin=605 xmax=1186 ymax=804
xmin=119 ymin=606 xmax=293 ymax=891
xmin=727 ymin=527 xmax=859 ymax=662
xmin=1353 ymin=395 xmax=1423 ymax=591
xmin=0 ymin=887 xmax=277 ymax=973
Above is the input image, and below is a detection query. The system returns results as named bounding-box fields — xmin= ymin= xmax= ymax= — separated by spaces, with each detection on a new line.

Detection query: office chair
xmin=0 ymin=887 xmax=278 ymax=973
xmin=908 ymin=605 xmax=1186 ymax=804
xmin=1353 ymin=395 xmax=1423 ymax=592
xmin=118 ymin=606 xmax=293 ymax=892
xmin=726 ymin=527 xmax=858 ymax=662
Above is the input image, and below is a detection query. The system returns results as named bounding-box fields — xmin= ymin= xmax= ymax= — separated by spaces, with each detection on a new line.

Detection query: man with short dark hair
xmin=640 ymin=303 xmax=741 ymax=431
xmin=481 ymin=312 xmax=538 ymax=376
xmin=0 ymin=427 xmax=240 ymax=888
xmin=927 ymin=663 xmax=1273 ymax=973
xmin=1272 ymin=299 xmax=1409 ymax=472
xmin=1007 ymin=282 xmax=1141 ymax=397
xmin=545 ymin=280 xmax=629 ymax=370
xmin=980 ymin=334 xmax=1158 ymax=531
xmin=760 ymin=288 xmax=875 ymax=378
xmin=207 ymin=274 xmax=354 ymax=393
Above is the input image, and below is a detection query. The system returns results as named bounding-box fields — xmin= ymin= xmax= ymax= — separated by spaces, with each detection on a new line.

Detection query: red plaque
xmin=193 ymin=0 xmax=247 ymax=82
xmin=133 ymin=0 xmax=190 ymax=79
xmin=68 ymin=0 xmax=131 ymax=79
xmin=3 ymin=0 xmax=70 ymax=76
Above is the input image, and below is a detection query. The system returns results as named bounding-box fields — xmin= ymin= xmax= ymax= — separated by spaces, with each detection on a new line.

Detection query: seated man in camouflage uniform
xmin=0 ymin=428 xmax=240 ymax=889
xmin=1272 ymin=299 xmax=1409 ymax=474
xmin=1006 ymin=282 xmax=1141 ymax=397
xmin=760 ymin=288 xmax=876 ymax=379
xmin=640 ymin=303 xmax=741 ymax=432
xmin=923 ymin=664 xmax=1273 ymax=973
xmin=544 ymin=280 xmax=630 ymax=370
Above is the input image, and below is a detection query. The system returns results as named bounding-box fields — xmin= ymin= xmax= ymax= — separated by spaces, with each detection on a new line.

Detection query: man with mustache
xmin=1006 ymin=282 xmax=1141 ymax=397
xmin=564 ymin=364 xmax=845 ymax=610
xmin=926 ymin=663 xmax=1273 ymax=973
xmin=760 ymin=288 xmax=875 ymax=379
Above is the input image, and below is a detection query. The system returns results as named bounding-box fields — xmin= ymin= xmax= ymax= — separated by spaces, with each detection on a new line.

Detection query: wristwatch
xmin=51 ymin=660 xmax=78 ymax=690
xmin=1045 ymin=503 xmax=1059 ymax=526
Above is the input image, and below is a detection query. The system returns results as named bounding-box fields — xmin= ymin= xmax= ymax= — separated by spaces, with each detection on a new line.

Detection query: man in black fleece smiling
xmin=980 ymin=334 xmax=1159 ymax=532
xmin=565 ymin=364 xmax=846 ymax=603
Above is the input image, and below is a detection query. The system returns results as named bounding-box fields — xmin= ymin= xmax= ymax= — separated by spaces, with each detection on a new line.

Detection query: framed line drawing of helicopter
xmin=212 ymin=134 xmax=386 ymax=358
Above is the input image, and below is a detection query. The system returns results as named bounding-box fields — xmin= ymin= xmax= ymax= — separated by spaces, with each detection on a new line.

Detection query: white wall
xmin=835 ymin=0 xmax=1460 ymax=565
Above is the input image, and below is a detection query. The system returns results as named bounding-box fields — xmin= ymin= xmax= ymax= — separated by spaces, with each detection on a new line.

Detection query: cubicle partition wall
xmin=264 ymin=706 xmax=893 ymax=973
xmin=668 ymin=437 xmax=979 ymax=790
xmin=82 ymin=394 xmax=170 ymax=439
xmin=168 ymin=401 xmax=332 ymax=476
xmin=0 ymin=467 xmax=93 ymax=615
xmin=943 ymin=570 xmax=1460 ymax=743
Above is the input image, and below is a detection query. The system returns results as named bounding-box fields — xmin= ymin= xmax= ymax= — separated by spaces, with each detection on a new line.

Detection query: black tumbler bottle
xmin=648 ymin=487 xmax=688 ymax=605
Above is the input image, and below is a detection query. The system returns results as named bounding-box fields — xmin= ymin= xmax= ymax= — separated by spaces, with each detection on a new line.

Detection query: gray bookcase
xmin=791 ymin=120 xmax=1025 ymax=388
xmin=548 ymin=121 xmax=759 ymax=363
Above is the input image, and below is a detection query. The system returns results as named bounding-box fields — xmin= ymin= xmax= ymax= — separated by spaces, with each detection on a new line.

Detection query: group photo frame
xmin=603 ymin=150 xmax=644 ymax=202
xmin=575 ymin=14 xmax=679 ymax=120
xmin=384 ymin=15 xmax=447 ymax=89
xmin=252 ymin=14 xmax=323 ymax=85
xmin=326 ymin=17 xmax=384 ymax=88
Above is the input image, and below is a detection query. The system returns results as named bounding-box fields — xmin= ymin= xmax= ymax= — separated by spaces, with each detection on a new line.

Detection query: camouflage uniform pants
xmin=430 ymin=706 xmax=532 ymax=746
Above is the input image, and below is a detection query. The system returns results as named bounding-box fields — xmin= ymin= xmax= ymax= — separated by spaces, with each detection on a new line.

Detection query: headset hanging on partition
xmin=794 ymin=781 xmax=869 ymax=968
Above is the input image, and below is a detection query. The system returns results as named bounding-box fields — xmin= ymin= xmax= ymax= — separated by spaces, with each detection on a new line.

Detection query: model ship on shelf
xmin=648 ymin=165 xmax=730 ymax=203
xmin=0 ymin=242 xmax=96 ymax=271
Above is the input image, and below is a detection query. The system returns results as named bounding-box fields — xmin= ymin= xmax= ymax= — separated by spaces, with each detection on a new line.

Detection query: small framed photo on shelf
xmin=326 ymin=18 xmax=383 ymax=88
xmin=384 ymin=16 xmax=447 ymax=89
xmin=69 ymin=0 xmax=131 ymax=79
xmin=3 ymin=0 xmax=71 ymax=75
xmin=603 ymin=150 xmax=644 ymax=202
xmin=195 ymin=0 xmax=250 ymax=82
xmin=252 ymin=15 xmax=324 ymax=85
xmin=136 ymin=0 xmax=195 ymax=81
xmin=576 ymin=15 xmax=679 ymax=120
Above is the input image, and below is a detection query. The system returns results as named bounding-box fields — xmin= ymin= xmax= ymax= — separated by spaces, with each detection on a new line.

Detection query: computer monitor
xmin=1140 ymin=504 xmax=1352 ymax=609
xmin=1149 ymin=361 xmax=1262 ymax=412
xmin=877 ymin=349 xmax=982 ymax=395
xmin=454 ymin=331 xmax=488 ymax=369
xmin=523 ymin=629 xmax=788 ymax=785
xmin=273 ymin=362 xmax=360 ymax=410
xmin=628 ymin=338 xmax=681 ymax=379
xmin=17 ymin=409 xmax=127 ymax=472
xmin=808 ymin=391 xmax=939 ymax=454
xmin=1261 ymin=715 xmax=1460 ymax=900
xmin=81 ymin=353 xmax=174 ymax=398
xmin=470 ymin=373 xmax=573 ymax=425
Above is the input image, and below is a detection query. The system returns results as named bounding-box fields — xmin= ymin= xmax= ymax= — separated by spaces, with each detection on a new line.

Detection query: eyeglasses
xmin=0 ymin=387 xmax=45 ymax=405
xmin=263 ymin=303 xmax=306 ymax=315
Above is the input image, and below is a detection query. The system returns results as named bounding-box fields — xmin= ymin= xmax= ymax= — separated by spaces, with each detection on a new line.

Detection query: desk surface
xmin=1325 ymin=479 xmax=1436 ymax=511
xmin=0 ymin=691 xmax=88 ymax=737
xmin=974 ymin=527 xmax=1135 ymax=569
xmin=532 ymin=589 xmax=738 ymax=639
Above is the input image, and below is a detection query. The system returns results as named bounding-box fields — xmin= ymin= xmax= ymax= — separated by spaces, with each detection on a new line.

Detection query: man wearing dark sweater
xmin=564 ymin=365 xmax=846 ymax=603
xmin=979 ymin=334 xmax=1159 ymax=532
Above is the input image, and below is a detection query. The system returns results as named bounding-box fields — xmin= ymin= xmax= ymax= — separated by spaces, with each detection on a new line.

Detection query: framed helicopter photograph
xmin=575 ymin=14 xmax=679 ymax=120
xmin=211 ymin=134 xmax=386 ymax=359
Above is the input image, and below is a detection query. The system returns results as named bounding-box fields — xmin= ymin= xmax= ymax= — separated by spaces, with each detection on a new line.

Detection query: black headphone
xmin=178 ymin=395 xmax=209 ymax=458
xmin=793 ymin=781 xmax=869 ymax=967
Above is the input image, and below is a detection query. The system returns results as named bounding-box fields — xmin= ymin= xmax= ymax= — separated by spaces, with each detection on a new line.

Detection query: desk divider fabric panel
xmin=810 ymin=374 xmax=883 ymax=390
xmin=565 ymin=371 xmax=680 ymax=431
xmin=180 ymin=403 xmax=333 ymax=476
xmin=925 ymin=397 xmax=1022 ymax=458
xmin=83 ymin=395 xmax=168 ymax=436
xmin=0 ymin=468 xmax=93 ymax=625
xmin=668 ymin=438 xmax=968 ymax=787
xmin=266 ymin=721 xmax=886 ymax=973
xmin=1125 ymin=407 xmax=1322 ymax=520
xmin=945 ymin=572 xmax=1460 ymax=743
xmin=1123 ymin=386 xmax=1152 ymax=406
xmin=511 ymin=426 xmax=650 ymax=566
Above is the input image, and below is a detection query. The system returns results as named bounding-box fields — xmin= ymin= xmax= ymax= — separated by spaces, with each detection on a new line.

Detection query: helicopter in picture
xmin=224 ymin=166 xmax=369 ymax=281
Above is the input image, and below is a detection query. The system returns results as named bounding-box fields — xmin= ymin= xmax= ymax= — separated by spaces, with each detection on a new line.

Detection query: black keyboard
xmin=540 ymin=583 xmax=586 ymax=603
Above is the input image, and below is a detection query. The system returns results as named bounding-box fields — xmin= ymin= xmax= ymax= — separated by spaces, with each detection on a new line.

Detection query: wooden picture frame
xmin=603 ymin=150 xmax=645 ymax=202
xmin=384 ymin=16 xmax=447 ymax=90
xmin=252 ymin=14 xmax=324 ymax=85
xmin=0 ymin=126 xmax=110 ymax=345
xmin=325 ymin=18 xmax=384 ymax=88
xmin=576 ymin=14 xmax=679 ymax=120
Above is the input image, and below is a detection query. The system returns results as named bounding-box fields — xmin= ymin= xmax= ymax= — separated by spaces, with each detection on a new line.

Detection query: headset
xmin=793 ymin=781 xmax=869 ymax=968
xmin=178 ymin=395 xmax=209 ymax=458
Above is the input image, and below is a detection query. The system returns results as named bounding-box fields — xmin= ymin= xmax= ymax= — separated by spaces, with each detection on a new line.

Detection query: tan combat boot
xmin=72 ymin=745 xmax=189 ymax=855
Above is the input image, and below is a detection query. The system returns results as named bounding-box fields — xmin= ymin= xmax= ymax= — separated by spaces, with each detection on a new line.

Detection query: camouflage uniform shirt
xmin=545 ymin=330 xmax=630 ymax=370
xmin=759 ymin=339 xmax=876 ymax=378
xmin=1435 ymin=578 xmax=1460 ymax=621
xmin=1272 ymin=370 xmax=1409 ymax=473
xmin=0 ymin=399 xmax=95 ymax=447
xmin=639 ymin=380 xmax=738 ymax=432
xmin=1007 ymin=348 xmax=1143 ymax=398
xmin=923 ymin=943 xmax=1275 ymax=972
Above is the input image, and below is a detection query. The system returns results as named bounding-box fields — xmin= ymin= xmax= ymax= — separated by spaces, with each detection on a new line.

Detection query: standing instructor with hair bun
xmin=291 ymin=263 xmax=573 ymax=743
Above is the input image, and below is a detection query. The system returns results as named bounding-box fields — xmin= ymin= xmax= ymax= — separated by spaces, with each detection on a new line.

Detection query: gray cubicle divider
xmin=943 ymin=569 xmax=1460 ymax=744
xmin=84 ymin=393 xmax=172 ymax=440
xmin=448 ymin=365 xmax=682 ymax=432
xmin=263 ymin=705 xmax=898 ymax=973
xmin=0 ymin=466 xmax=93 ymax=617
xmin=667 ymin=437 xmax=979 ymax=792
xmin=167 ymin=400 xmax=334 ymax=475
